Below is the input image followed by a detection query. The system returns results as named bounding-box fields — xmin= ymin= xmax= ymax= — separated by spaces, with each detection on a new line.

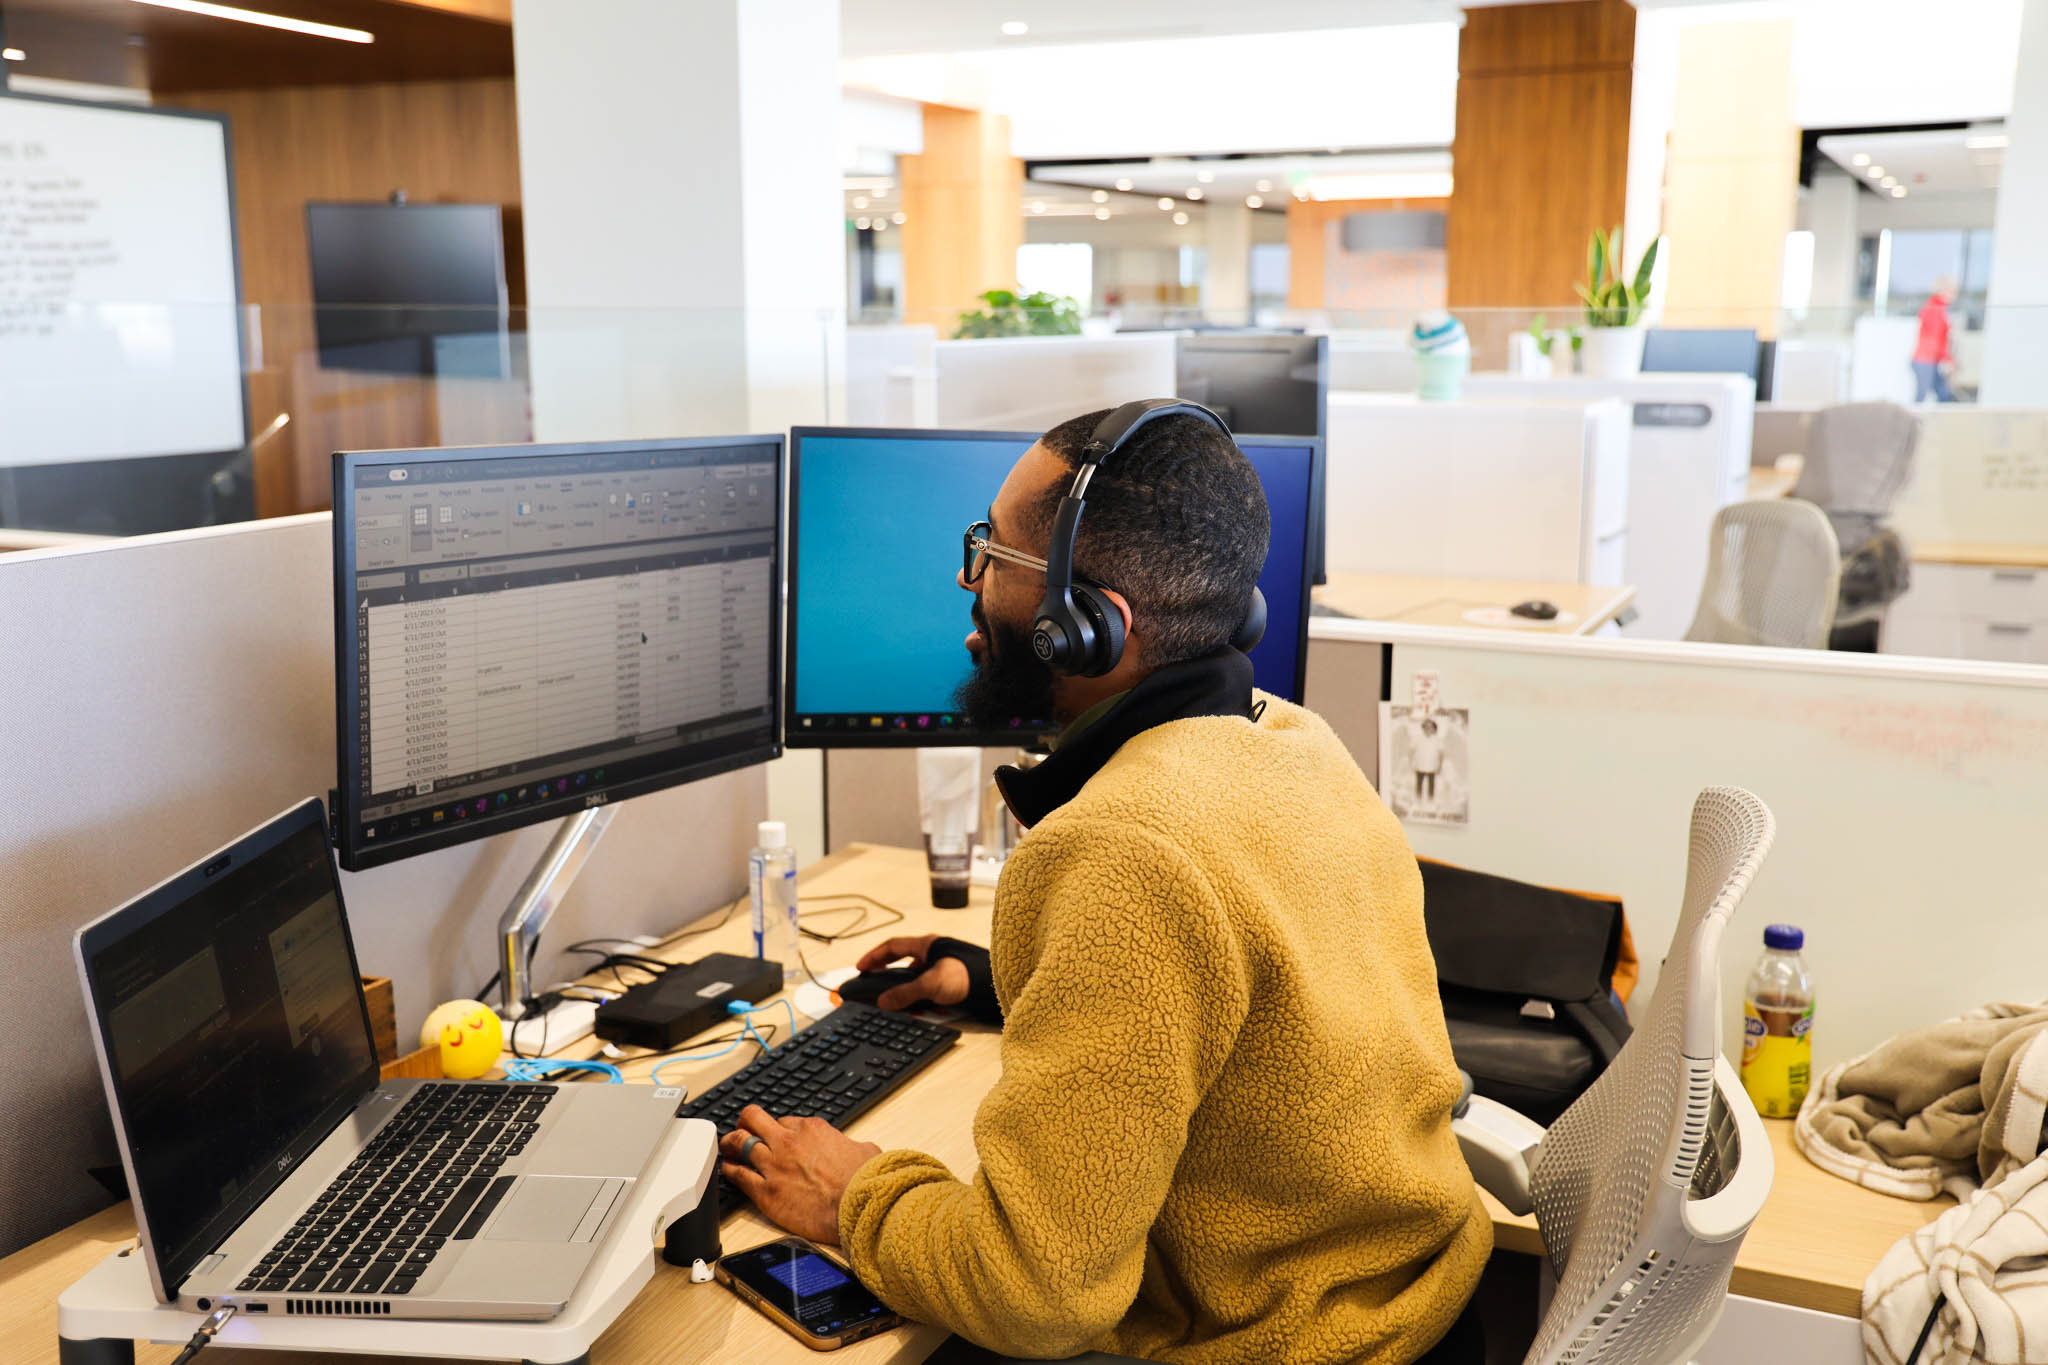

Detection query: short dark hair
xmin=1033 ymin=407 xmax=1270 ymax=668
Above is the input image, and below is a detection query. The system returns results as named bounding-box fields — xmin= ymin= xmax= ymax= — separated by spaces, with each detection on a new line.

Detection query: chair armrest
xmin=1454 ymin=1094 xmax=1546 ymax=1217
xmin=1682 ymin=1056 xmax=1775 ymax=1244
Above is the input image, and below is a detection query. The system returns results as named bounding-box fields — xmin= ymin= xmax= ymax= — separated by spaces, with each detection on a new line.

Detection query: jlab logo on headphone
xmin=1031 ymin=631 xmax=1056 ymax=661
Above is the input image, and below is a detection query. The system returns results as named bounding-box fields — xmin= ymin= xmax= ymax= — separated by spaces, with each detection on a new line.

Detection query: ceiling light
xmin=1246 ymin=195 xmax=1263 ymax=209
xmin=1173 ymin=211 xmax=1189 ymax=225
xmin=853 ymin=196 xmax=868 ymax=209
xmin=1254 ymin=179 xmax=1272 ymax=193
xmin=855 ymin=217 xmax=871 ymax=230
xmin=1 ymin=48 xmax=24 ymax=61
xmin=872 ymin=186 xmax=886 ymax=198
xmin=1090 ymin=189 xmax=1108 ymax=203
xmin=1094 ymin=207 xmax=1111 ymax=220
xmin=1851 ymin=153 xmax=1871 ymax=167
xmin=1186 ymin=187 xmax=1204 ymax=200
xmin=125 ymin=0 xmax=374 ymax=43
xmin=1867 ymin=165 xmax=1885 ymax=179
xmin=1000 ymin=20 xmax=1028 ymax=35
xmin=1158 ymin=197 xmax=1174 ymax=210
xmin=873 ymin=218 xmax=886 ymax=231
xmin=1029 ymin=200 xmax=1045 ymax=214
xmin=1891 ymin=186 xmax=1907 ymax=197
xmin=1293 ymin=187 xmax=1309 ymax=200
xmin=891 ymin=211 xmax=906 ymax=224
xmin=1196 ymin=170 xmax=1215 ymax=184
xmin=1114 ymin=178 xmax=1133 ymax=192
xmin=1966 ymin=133 xmax=2010 ymax=150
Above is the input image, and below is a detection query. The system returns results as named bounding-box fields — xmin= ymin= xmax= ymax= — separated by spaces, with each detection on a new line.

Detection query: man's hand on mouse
xmin=855 ymin=935 xmax=972 ymax=1012
xmin=720 ymin=1105 xmax=880 ymax=1246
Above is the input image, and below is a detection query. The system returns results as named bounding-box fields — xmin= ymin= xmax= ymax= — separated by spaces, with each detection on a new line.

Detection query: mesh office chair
xmin=1455 ymin=788 xmax=1778 ymax=1365
xmin=1683 ymin=500 xmax=1842 ymax=649
xmin=1790 ymin=401 xmax=1921 ymax=642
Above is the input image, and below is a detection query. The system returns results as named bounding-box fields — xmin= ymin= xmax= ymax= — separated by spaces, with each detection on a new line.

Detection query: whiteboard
xmin=0 ymin=94 xmax=245 ymax=466
xmin=1890 ymin=405 xmax=2048 ymax=548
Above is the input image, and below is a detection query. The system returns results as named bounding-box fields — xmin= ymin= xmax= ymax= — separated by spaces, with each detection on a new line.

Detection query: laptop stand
xmin=58 ymin=1119 xmax=722 ymax=1365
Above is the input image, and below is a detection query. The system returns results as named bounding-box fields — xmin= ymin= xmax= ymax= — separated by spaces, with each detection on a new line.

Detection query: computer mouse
xmin=1510 ymin=599 xmax=1561 ymax=621
xmin=834 ymin=966 xmax=928 ymax=1007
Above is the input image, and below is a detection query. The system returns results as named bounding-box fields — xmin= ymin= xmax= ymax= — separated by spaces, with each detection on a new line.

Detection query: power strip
xmin=501 ymin=996 xmax=599 ymax=1057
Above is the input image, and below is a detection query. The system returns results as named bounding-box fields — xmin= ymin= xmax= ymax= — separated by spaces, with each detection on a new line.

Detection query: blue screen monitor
xmin=786 ymin=426 xmax=1318 ymax=748
xmin=1640 ymin=327 xmax=1761 ymax=383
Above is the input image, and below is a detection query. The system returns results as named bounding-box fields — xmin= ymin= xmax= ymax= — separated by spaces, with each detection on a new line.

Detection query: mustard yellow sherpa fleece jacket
xmin=838 ymin=695 xmax=1491 ymax=1363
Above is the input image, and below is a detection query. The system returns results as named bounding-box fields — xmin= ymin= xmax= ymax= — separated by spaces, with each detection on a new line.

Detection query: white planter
xmin=1581 ymin=324 xmax=1645 ymax=379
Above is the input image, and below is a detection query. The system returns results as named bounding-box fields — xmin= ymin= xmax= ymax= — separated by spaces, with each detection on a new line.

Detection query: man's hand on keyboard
xmin=855 ymin=936 xmax=972 ymax=1012
xmin=719 ymin=1104 xmax=881 ymax=1247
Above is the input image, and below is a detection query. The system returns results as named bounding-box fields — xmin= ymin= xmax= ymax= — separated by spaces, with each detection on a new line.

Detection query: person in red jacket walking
xmin=1913 ymin=275 xmax=1957 ymax=403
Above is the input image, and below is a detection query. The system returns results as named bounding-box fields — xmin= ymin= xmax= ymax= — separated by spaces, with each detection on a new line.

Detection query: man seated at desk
xmin=719 ymin=405 xmax=1489 ymax=1363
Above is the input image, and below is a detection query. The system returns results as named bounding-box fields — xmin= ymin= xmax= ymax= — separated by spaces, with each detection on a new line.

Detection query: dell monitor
xmin=307 ymin=202 xmax=509 ymax=377
xmin=785 ymin=425 xmax=1319 ymax=748
xmin=1174 ymin=333 xmax=1330 ymax=584
xmin=1640 ymin=328 xmax=1761 ymax=385
xmin=332 ymin=436 xmax=783 ymax=871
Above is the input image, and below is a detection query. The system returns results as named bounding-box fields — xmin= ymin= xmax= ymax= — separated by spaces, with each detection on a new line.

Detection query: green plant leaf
xmin=1632 ymin=236 xmax=1661 ymax=300
xmin=1589 ymin=231 xmax=1607 ymax=292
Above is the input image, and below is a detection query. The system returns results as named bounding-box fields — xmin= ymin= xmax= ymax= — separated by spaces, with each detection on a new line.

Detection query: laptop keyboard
xmin=236 ymin=1082 xmax=556 ymax=1298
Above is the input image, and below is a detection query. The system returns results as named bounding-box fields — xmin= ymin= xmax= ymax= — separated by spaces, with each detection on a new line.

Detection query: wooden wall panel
xmin=898 ymin=104 xmax=1022 ymax=333
xmin=1448 ymin=0 xmax=1634 ymax=365
xmin=159 ymin=80 xmax=522 ymax=515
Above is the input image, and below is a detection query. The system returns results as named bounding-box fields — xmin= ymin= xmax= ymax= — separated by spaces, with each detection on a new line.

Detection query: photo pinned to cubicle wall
xmin=1379 ymin=704 xmax=1471 ymax=827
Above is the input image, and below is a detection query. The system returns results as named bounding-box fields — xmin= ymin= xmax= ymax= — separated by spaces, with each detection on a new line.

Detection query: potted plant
xmin=951 ymin=289 xmax=1083 ymax=339
xmin=1575 ymin=227 xmax=1660 ymax=380
xmin=1520 ymin=314 xmax=1581 ymax=377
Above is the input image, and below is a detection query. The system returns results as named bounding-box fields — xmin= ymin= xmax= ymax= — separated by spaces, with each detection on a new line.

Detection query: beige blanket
xmin=1796 ymin=1003 xmax=2048 ymax=1202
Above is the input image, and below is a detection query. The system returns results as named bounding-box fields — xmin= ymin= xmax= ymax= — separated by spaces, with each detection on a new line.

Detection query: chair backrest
xmin=1523 ymin=788 xmax=1778 ymax=1365
xmin=1683 ymin=500 xmax=1842 ymax=649
xmin=1790 ymin=401 xmax=1920 ymax=550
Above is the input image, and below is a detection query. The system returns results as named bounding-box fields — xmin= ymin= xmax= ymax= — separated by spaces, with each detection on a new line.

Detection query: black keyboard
xmin=236 ymin=1082 xmax=557 ymax=1298
xmin=676 ymin=1003 xmax=958 ymax=1208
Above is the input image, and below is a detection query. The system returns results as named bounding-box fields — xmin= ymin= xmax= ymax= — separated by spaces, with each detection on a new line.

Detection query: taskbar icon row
xmin=794 ymin=713 xmax=1047 ymax=735
xmin=362 ymin=767 xmax=610 ymax=841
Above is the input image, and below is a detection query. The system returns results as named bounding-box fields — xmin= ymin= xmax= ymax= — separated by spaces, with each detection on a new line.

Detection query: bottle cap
xmin=757 ymin=820 xmax=787 ymax=849
xmin=1764 ymin=924 xmax=1804 ymax=950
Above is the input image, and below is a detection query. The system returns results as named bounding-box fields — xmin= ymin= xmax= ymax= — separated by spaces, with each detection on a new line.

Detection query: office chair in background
xmin=1455 ymin=787 xmax=1778 ymax=1365
xmin=1789 ymin=401 xmax=1921 ymax=650
xmin=1683 ymin=500 xmax=1842 ymax=649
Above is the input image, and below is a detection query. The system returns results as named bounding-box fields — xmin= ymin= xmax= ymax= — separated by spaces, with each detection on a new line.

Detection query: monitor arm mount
xmin=498 ymin=806 xmax=616 ymax=1017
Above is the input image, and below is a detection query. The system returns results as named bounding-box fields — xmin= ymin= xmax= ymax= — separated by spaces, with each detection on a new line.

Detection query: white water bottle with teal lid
xmin=1741 ymin=923 xmax=1813 ymax=1118
xmin=748 ymin=820 xmax=802 ymax=988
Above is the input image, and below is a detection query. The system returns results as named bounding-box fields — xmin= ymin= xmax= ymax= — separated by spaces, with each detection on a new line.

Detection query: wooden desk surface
xmin=1911 ymin=542 xmax=2048 ymax=569
xmin=1 ymin=843 xmax=1944 ymax=1360
xmin=1315 ymin=572 xmax=1635 ymax=636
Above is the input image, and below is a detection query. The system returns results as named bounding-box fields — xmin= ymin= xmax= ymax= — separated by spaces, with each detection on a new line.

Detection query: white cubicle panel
xmin=1326 ymin=329 xmax=1419 ymax=393
xmin=845 ymin=323 xmax=938 ymax=427
xmin=933 ymin=332 xmax=1179 ymax=431
xmin=1308 ymin=618 xmax=2048 ymax=1074
xmin=1324 ymin=393 xmax=1629 ymax=583
xmin=1466 ymin=374 xmax=1754 ymax=640
xmin=0 ymin=518 xmax=762 ymax=1254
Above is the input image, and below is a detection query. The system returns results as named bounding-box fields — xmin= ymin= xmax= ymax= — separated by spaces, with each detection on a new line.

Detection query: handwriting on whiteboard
xmin=0 ymin=153 xmax=121 ymax=340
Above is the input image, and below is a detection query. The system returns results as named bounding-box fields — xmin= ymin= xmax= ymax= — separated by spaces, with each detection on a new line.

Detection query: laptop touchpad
xmin=482 ymin=1176 xmax=622 ymax=1244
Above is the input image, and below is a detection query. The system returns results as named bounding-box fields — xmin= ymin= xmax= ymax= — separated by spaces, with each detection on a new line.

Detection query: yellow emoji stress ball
xmin=421 ymin=999 xmax=505 ymax=1080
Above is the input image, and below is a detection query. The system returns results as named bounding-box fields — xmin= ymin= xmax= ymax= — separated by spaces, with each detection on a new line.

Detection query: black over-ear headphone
xmin=1030 ymin=398 xmax=1269 ymax=678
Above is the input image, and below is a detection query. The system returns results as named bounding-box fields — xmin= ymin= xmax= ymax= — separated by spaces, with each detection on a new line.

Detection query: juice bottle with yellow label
xmin=1741 ymin=924 xmax=1813 ymax=1118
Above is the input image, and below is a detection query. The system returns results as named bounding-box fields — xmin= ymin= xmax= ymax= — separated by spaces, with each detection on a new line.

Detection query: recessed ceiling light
xmin=1867 ymin=165 xmax=1885 ymax=179
xmin=1 ymin=47 xmax=24 ymax=60
xmin=1000 ymin=20 xmax=1028 ymax=35
xmin=1186 ymin=187 xmax=1204 ymax=200
xmin=1090 ymin=189 xmax=1107 ymax=203
xmin=1881 ymin=176 xmax=1897 ymax=188
xmin=1029 ymin=200 xmax=1045 ymax=214
xmin=855 ymin=217 xmax=871 ymax=230
xmin=1094 ymin=207 xmax=1110 ymax=220
xmin=1966 ymin=133 xmax=2010 ymax=149
xmin=1114 ymin=178 xmax=1133 ymax=192
xmin=853 ymin=196 xmax=868 ymax=209
xmin=1195 ymin=170 xmax=1215 ymax=184
xmin=1254 ymin=179 xmax=1272 ymax=193
xmin=1173 ymin=211 xmax=1189 ymax=225
xmin=891 ymin=211 xmax=906 ymax=224
xmin=1851 ymin=153 xmax=1871 ymax=167
xmin=125 ymin=0 xmax=373 ymax=43
xmin=1246 ymin=195 xmax=1263 ymax=209
xmin=1891 ymin=186 xmax=1907 ymax=197
xmin=1158 ymin=197 xmax=1174 ymax=210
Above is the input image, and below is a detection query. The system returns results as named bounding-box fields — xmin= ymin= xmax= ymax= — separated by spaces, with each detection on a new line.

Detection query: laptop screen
xmin=76 ymin=801 xmax=378 ymax=1294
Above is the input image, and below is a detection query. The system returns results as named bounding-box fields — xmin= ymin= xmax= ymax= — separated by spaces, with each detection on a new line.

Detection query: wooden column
xmin=1447 ymin=0 xmax=1635 ymax=362
xmin=897 ymin=104 xmax=1022 ymax=333
xmin=1661 ymin=18 xmax=1797 ymax=336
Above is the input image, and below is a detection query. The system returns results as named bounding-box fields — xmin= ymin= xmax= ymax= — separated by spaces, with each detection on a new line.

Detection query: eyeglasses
xmin=961 ymin=519 xmax=1050 ymax=584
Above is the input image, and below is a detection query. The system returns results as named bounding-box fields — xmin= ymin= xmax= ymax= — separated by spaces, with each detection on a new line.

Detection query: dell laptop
xmin=74 ymin=797 xmax=682 ymax=1320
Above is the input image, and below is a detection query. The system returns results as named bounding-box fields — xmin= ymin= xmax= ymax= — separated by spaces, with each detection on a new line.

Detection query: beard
xmin=954 ymin=604 xmax=1057 ymax=731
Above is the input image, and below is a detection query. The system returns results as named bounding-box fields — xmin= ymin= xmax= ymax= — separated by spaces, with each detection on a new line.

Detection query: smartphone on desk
xmin=717 ymin=1236 xmax=903 ymax=1350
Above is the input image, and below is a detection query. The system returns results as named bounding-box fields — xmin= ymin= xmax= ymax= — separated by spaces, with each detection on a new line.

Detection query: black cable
xmin=1905 ymin=1293 xmax=1947 ymax=1365
xmin=168 ymin=1305 xmax=236 ymax=1364
xmin=795 ymin=893 xmax=907 ymax=943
